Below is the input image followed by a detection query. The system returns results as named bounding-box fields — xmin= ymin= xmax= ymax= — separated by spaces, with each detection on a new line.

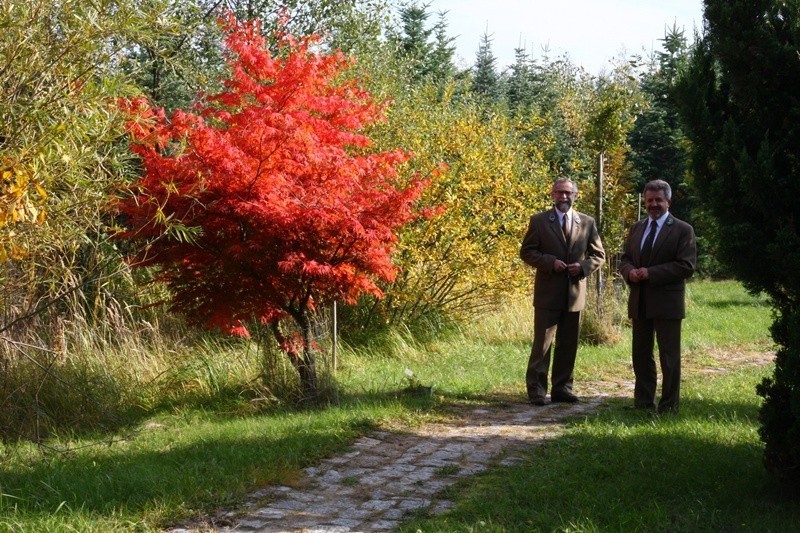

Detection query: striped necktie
xmin=640 ymin=219 xmax=657 ymax=265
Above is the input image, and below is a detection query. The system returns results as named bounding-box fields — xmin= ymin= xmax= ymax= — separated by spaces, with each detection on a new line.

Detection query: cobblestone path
xmin=169 ymin=385 xmax=628 ymax=533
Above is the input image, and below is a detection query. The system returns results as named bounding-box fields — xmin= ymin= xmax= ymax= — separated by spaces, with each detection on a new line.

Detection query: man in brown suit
xmin=619 ymin=179 xmax=697 ymax=414
xmin=520 ymin=177 xmax=605 ymax=405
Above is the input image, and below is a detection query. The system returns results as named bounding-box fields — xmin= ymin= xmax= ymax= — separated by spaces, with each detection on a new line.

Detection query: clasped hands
xmin=554 ymin=259 xmax=582 ymax=277
xmin=628 ymin=267 xmax=650 ymax=283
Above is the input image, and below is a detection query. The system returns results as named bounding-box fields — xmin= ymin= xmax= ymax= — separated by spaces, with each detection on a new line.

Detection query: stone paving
xmin=168 ymin=387 xmax=626 ymax=533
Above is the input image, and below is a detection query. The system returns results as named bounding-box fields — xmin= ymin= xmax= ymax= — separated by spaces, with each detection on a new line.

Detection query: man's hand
xmin=554 ymin=259 xmax=567 ymax=273
xmin=567 ymin=262 xmax=582 ymax=277
xmin=628 ymin=267 xmax=650 ymax=283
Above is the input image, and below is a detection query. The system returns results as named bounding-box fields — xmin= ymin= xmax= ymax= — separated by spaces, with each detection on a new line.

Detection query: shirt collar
xmin=649 ymin=211 xmax=669 ymax=226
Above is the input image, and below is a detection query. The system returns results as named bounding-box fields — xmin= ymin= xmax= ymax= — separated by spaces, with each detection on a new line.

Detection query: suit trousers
xmin=526 ymin=307 xmax=580 ymax=400
xmin=631 ymin=317 xmax=682 ymax=411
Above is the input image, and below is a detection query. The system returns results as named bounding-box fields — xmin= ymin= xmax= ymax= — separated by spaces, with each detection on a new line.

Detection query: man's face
xmin=644 ymin=189 xmax=671 ymax=219
xmin=552 ymin=183 xmax=576 ymax=213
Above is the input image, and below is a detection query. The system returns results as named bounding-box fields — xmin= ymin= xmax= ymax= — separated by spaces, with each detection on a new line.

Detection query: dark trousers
xmin=631 ymin=317 xmax=682 ymax=411
xmin=526 ymin=307 xmax=580 ymax=400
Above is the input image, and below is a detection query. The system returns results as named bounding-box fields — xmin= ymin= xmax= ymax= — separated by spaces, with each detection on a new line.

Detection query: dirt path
xmin=167 ymin=350 xmax=772 ymax=532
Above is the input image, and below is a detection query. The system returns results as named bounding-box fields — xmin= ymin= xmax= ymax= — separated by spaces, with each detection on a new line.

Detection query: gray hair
xmin=552 ymin=177 xmax=578 ymax=194
xmin=643 ymin=179 xmax=672 ymax=201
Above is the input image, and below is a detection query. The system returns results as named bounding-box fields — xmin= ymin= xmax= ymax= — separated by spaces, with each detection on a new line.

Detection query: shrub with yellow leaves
xmin=368 ymin=84 xmax=551 ymax=326
xmin=0 ymin=159 xmax=47 ymax=261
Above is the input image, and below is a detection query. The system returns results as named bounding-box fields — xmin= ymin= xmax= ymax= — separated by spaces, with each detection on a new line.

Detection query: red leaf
xmin=115 ymin=14 xmax=426 ymax=336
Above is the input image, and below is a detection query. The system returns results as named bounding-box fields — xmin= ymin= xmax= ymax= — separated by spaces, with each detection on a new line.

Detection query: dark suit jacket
xmin=619 ymin=215 xmax=697 ymax=319
xmin=520 ymin=208 xmax=605 ymax=312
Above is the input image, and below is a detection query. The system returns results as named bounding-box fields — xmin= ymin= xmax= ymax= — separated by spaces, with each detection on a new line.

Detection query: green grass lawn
xmin=401 ymin=364 xmax=799 ymax=532
xmin=2 ymin=279 xmax=796 ymax=532
xmin=401 ymin=280 xmax=800 ymax=532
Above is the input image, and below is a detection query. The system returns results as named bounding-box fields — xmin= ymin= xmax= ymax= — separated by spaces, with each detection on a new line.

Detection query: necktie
xmin=640 ymin=219 xmax=657 ymax=265
xmin=562 ymin=214 xmax=569 ymax=243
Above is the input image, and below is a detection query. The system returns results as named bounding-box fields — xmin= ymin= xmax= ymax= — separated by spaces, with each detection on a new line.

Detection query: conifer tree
xmin=429 ymin=12 xmax=457 ymax=83
xmin=506 ymin=46 xmax=535 ymax=113
xmin=392 ymin=2 xmax=434 ymax=82
xmin=628 ymin=26 xmax=692 ymax=219
xmin=390 ymin=3 xmax=456 ymax=84
xmin=471 ymin=29 xmax=500 ymax=102
xmin=675 ymin=0 xmax=800 ymax=487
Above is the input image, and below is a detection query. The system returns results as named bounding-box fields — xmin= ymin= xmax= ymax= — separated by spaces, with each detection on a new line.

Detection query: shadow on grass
xmin=705 ymin=298 xmax=770 ymax=309
xmin=0 ymin=380 xmax=287 ymax=444
xmin=1 ymin=367 xmax=439 ymax=446
xmin=0 ymin=428 xmax=349 ymax=518
xmin=0 ymin=386 xmax=441 ymax=520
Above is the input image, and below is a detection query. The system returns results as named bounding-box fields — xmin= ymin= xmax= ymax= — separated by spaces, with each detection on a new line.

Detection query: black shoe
xmin=529 ymin=397 xmax=546 ymax=406
xmin=630 ymin=403 xmax=655 ymax=411
xmin=550 ymin=392 xmax=579 ymax=403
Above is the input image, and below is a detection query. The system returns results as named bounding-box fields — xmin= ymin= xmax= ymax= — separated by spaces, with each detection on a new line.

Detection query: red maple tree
xmin=115 ymin=15 xmax=427 ymax=401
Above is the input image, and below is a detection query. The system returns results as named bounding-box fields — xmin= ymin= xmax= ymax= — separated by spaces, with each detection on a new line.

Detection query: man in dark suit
xmin=619 ymin=179 xmax=697 ymax=414
xmin=520 ymin=177 xmax=605 ymax=405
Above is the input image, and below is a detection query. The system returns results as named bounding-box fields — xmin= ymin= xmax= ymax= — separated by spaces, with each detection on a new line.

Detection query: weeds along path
xmin=167 ymin=350 xmax=772 ymax=533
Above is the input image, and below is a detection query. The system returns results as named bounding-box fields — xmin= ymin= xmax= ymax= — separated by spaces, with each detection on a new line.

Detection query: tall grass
xmin=0 ymin=315 xmax=327 ymax=442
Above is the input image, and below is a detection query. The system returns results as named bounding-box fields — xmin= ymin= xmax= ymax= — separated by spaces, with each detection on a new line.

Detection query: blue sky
xmin=425 ymin=0 xmax=704 ymax=74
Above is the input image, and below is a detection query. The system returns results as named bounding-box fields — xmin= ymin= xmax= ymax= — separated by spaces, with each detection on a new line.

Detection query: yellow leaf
xmin=10 ymin=243 xmax=27 ymax=260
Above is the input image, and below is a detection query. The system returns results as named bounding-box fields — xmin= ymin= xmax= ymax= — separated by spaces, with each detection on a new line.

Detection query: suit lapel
xmin=650 ymin=217 xmax=674 ymax=260
xmin=568 ymin=213 xmax=582 ymax=251
xmin=633 ymin=220 xmax=647 ymax=265
xmin=549 ymin=208 xmax=568 ymax=248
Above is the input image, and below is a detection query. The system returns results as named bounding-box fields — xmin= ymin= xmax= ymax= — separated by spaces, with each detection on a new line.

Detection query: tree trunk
xmin=270 ymin=319 xmax=318 ymax=403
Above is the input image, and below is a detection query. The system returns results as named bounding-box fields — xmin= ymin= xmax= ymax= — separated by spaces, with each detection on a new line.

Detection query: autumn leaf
xmin=115 ymin=14 xmax=427 ymax=400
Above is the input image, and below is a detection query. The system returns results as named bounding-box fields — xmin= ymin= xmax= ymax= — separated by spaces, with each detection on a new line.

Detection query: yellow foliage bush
xmin=372 ymin=84 xmax=551 ymax=323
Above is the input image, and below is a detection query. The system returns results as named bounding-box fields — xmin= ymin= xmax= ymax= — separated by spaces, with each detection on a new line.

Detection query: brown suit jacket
xmin=520 ymin=208 xmax=605 ymax=312
xmin=619 ymin=215 xmax=697 ymax=319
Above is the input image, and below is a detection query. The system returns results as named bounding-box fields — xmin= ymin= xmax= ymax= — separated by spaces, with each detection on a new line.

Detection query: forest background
xmin=0 ymin=0 xmax=746 ymax=477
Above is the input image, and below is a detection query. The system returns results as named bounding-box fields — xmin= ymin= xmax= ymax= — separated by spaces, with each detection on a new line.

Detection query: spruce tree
xmin=471 ymin=29 xmax=500 ymax=102
xmin=628 ymin=26 xmax=690 ymax=217
xmin=390 ymin=3 xmax=456 ymax=84
xmin=391 ymin=2 xmax=434 ymax=82
xmin=506 ymin=46 xmax=535 ymax=113
xmin=429 ymin=12 xmax=456 ymax=83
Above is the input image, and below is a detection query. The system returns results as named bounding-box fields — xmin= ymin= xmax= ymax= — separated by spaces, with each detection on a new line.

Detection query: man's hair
xmin=552 ymin=177 xmax=577 ymax=193
xmin=644 ymin=179 xmax=671 ymax=200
